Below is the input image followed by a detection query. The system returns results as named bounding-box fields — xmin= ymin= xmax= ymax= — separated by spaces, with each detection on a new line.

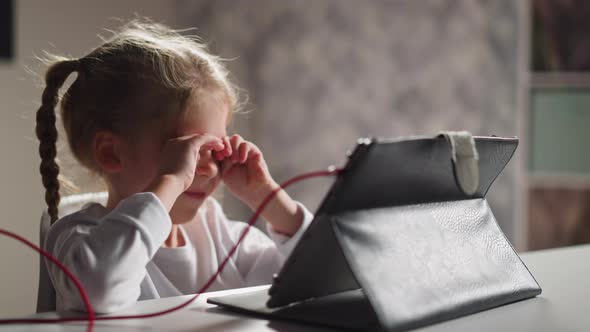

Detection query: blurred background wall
xmin=6 ymin=0 xmax=590 ymax=317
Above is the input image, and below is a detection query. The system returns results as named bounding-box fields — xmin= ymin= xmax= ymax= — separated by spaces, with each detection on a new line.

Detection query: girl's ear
xmin=93 ymin=131 xmax=124 ymax=174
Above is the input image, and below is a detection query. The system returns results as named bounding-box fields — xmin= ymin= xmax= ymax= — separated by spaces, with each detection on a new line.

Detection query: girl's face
xmin=118 ymin=99 xmax=229 ymax=224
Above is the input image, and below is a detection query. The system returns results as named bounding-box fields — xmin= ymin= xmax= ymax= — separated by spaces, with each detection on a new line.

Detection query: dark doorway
xmin=0 ymin=0 xmax=14 ymax=60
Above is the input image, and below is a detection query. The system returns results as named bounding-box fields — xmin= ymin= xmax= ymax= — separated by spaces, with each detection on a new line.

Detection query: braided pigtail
xmin=35 ymin=60 xmax=79 ymax=223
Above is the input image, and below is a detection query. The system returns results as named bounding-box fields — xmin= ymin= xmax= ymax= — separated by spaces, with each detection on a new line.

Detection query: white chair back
xmin=36 ymin=192 xmax=108 ymax=313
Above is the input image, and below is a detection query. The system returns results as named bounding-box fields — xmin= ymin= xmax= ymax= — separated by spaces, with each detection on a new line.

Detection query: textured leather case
xmin=208 ymin=135 xmax=541 ymax=331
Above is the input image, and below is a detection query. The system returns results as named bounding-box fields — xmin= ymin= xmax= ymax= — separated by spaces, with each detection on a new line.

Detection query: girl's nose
xmin=196 ymin=150 xmax=219 ymax=179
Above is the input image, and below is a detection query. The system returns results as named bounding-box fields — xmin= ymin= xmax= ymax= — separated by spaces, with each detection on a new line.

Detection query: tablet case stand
xmin=208 ymin=133 xmax=542 ymax=332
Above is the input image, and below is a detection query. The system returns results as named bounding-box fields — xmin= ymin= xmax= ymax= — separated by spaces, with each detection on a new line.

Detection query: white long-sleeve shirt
xmin=44 ymin=192 xmax=312 ymax=314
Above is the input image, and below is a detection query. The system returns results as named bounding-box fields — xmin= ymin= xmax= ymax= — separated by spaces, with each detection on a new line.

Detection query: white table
xmin=2 ymin=244 xmax=589 ymax=331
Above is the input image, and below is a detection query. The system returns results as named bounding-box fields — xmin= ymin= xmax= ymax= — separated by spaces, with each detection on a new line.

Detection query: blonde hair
xmin=36 ymin=19 xmax=240 ymax=223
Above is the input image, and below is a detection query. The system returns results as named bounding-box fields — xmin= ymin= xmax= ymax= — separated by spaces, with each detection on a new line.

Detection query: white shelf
xmin=529 ymin=172 xmax=590 ymax=189
xmin=531 ymin=72 xmax=590 ymax=89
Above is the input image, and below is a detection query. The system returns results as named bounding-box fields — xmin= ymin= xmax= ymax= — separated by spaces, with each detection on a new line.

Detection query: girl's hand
xmin=215 ymin=134 xmax=304 ymax=236
xmin=159 ymin=134 xmax=224 ymax=191
xmin=147 ymin=134 xmax=224 ymax=210
xmin=215 ymin=135 xmax=277 ymax=207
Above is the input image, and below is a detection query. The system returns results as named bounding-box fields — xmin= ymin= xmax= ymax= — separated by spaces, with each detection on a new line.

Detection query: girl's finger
xmin=238 ymin=142 xmax=249 ymax=163
xmin=249 ymin=146 xmax=260 ymax=164
xmin=192 ymin=134 xmax=223 ymax=151
xmin=246 ymin=151 xmax=266 ymax=178
xmin=214 ymin=137 xmax=229 ymax=161
xmin=245 ymin=144 xmax=262 ymax=163
xmin=249 ymin=149 xmax=262 ymax=161
xmin=200 ymin=140 xmax=224 ymax=152
xmin=223 ymin=136 xmax=232 ymax=157
xmin=173 ymin=133 xmax=217 ymax=143
xmin=214 ymin=150 xmax=224 ymax=161
xmin=230 ymin=135 xmax=244 ymax=162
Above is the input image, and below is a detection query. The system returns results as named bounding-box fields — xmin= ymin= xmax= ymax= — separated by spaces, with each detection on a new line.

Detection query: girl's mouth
xmin=183 ymin=191 xmax=207 ymax=200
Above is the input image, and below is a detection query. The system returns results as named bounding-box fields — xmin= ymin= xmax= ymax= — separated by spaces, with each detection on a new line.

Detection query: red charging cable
xmin=0 ymin=168 xmax=343 ymax=332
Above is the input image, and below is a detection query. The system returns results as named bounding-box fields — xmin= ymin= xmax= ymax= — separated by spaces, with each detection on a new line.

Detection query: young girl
xmin=36 ymin=20 xmax=312 ymax=314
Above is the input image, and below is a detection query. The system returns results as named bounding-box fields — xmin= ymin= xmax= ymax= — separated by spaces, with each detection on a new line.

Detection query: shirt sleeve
xmin=44 ymin=192 xmax=171 ymax=314
xmin=265 ymin=202 xmax=314 ymax=257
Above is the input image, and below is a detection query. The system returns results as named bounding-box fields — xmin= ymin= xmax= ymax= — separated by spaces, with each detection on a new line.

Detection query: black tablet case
xmin=208 ymin=135 xmax=541 ymax=332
